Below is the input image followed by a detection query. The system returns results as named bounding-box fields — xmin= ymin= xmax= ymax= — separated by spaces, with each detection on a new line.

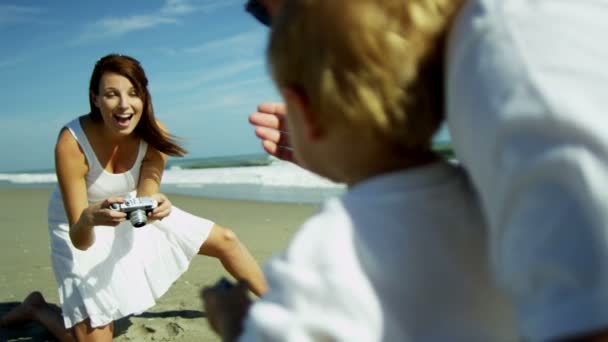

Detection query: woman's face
xmin=92 ymin=72 xmax=144 ymax=137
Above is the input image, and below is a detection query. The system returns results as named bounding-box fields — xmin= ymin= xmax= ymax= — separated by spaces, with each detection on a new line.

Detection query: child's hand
xmin=201 ymin=277 xmax=252 ymax=340
xmin=249 ymin=102 xmax=298 ymax=164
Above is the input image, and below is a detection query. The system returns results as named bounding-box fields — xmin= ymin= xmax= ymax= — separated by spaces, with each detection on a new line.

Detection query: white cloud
xmin=153 ymin=59 xmax=264 ymax=93
xmin=183 ymin=30 xmax=265 ymax=55
xmin=101 ymin=15 xmax=176 ymax=37
xmin=212 ymin=77 xmax=270 ymax=92
xmin=161 ymin=0 xmax=197 ymax=16
xmin=0 ymin=4 xmax=42 ymax=25
xmin=73 ymin=0 xmax=209 ymax=44
xmin=194 ymin=0 xmax=243 ymax=13
xmin=75 ymin=16 xmax=177 ymax=44
xmin=156 ymin=74 xmax=278 ymax=122
xmin=155 ymin=28 xmax=267 ymax=65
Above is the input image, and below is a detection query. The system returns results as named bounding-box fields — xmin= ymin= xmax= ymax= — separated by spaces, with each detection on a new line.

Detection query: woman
xmin=3 ymin=54 xmax=267 ymax=341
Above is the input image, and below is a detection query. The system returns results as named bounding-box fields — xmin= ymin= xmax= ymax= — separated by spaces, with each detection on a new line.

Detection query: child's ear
xmin=282 ymin=86 xmax=323 ymax=140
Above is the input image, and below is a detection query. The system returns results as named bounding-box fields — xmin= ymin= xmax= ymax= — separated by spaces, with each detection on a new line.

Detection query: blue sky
xmin=0 ymin=0 xmax=449 ymax=173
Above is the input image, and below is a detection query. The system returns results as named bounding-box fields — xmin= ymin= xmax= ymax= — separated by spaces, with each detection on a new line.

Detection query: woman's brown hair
xmin=88 ymin=54 xmax=187 ymax=157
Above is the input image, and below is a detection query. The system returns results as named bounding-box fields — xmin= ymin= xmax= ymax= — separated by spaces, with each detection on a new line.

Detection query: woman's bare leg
xmin=0 ymin=291 xmax=75 ymax=342
xmin=72 ymin=318 xmax=113 ymax=342
xmin=199 ymin=224 xmax=268 ymax=296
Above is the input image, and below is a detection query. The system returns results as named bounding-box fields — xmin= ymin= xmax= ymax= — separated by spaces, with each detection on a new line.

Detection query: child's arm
xmin=202 ymin=279 xmax=251 ymax=342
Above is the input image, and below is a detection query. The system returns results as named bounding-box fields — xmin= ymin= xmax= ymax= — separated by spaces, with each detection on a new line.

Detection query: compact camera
xmin=110 ymin=197 xmax=158 ymax=228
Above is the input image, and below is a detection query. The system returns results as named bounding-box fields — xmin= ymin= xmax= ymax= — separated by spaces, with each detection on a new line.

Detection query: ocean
xmin=0 ymin=154 xmax=346 ymax=204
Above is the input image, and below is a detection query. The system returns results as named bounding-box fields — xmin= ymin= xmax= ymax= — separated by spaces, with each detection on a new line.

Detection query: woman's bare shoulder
xmin=55 ymin=123 xmax=84 ymax=161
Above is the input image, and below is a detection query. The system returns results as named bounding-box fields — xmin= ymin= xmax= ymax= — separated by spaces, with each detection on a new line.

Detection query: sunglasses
xmin=245 ymin=0 xmax=272 ymax=26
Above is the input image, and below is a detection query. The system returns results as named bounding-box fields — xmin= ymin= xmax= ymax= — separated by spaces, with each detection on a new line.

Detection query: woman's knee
xmin=199 ymin=225 xmax=240 ymax=257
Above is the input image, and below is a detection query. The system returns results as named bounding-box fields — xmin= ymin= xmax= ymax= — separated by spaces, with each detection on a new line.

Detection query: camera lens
xmin=129 ymin=209 xmax=147 ymax=228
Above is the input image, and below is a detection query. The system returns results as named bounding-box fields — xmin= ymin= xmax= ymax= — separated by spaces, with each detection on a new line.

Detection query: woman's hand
xmin=148 ymin=193 xmax=172 ymax=221
xmin=71 ymin=197 xmax=126 ymax=250
xmin=80 ymin=197 xmax=127 ymax=227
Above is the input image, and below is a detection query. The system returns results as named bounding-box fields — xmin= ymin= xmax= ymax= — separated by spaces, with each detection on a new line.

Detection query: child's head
xmin=267 ymin=0 xmax=462 ymax=181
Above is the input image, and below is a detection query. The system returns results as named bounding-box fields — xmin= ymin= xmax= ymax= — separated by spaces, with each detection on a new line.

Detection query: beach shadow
xmin=112 ymin=310 xmax=205 ymax=338
xmin=1 ymin=302 xmax=206 ymax=341
xmin=134 ymin=310 xmax=205 ymax=319
xmin=0 ymin=302 xmax=58 ymax=342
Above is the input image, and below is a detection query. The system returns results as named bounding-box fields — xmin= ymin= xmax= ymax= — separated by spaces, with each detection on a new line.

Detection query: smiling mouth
xmin=113 ymin=114 xmax=133 ymax=127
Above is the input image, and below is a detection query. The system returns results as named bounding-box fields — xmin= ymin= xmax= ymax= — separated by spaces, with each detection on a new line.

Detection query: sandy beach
xmin=0 ymin=187 xmax=319 ymax=341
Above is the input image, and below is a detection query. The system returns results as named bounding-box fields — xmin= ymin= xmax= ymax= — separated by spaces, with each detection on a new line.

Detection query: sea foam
xmin=0 ymin=160 xmax=345 ymax=203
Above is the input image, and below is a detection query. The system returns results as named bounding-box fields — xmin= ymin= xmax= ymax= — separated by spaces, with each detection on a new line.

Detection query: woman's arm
xmin=136 ymin=120 xmax=171 ymax=220
xmin=55 ymin=128 xmax=126 ymax=250
xmin=137 ymin=120 xmax=169 ymax=196
xmin=136 ymin=142 xmax=166 ymax=196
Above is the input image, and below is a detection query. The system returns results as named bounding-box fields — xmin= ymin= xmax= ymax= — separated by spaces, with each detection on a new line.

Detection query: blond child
xmin=203 ymin=1 xmax=517 ymax=340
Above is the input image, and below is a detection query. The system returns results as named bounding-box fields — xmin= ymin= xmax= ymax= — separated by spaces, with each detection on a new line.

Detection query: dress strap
xmin=65 ymin=117 xmax=102 ymax=172
xmin=135 ymin=140 xmax=148 ymax=166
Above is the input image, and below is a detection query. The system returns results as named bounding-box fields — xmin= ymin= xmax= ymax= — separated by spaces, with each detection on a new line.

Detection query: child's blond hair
xmin=268 ymin=0 xmax=464 ymax=153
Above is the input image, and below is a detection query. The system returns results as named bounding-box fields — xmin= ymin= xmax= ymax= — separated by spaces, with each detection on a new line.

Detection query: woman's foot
xmin=1 ymin=291 xmax=75 ymax=342
xmin=0 ymin=291 xmax=48 ymax=327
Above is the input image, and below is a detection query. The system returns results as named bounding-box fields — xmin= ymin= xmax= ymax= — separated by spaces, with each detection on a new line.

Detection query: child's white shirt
xmin=240 ymin=162 xmax=518 ymax=342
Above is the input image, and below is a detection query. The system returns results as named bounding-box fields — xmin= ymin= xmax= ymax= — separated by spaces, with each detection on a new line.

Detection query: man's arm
xmin=447 ymin=1 xmax=608 ymax=341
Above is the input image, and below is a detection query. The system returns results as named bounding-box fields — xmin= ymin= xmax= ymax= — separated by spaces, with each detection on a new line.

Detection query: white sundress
xmin=47 ymin=117 xmax=214 ymax=328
